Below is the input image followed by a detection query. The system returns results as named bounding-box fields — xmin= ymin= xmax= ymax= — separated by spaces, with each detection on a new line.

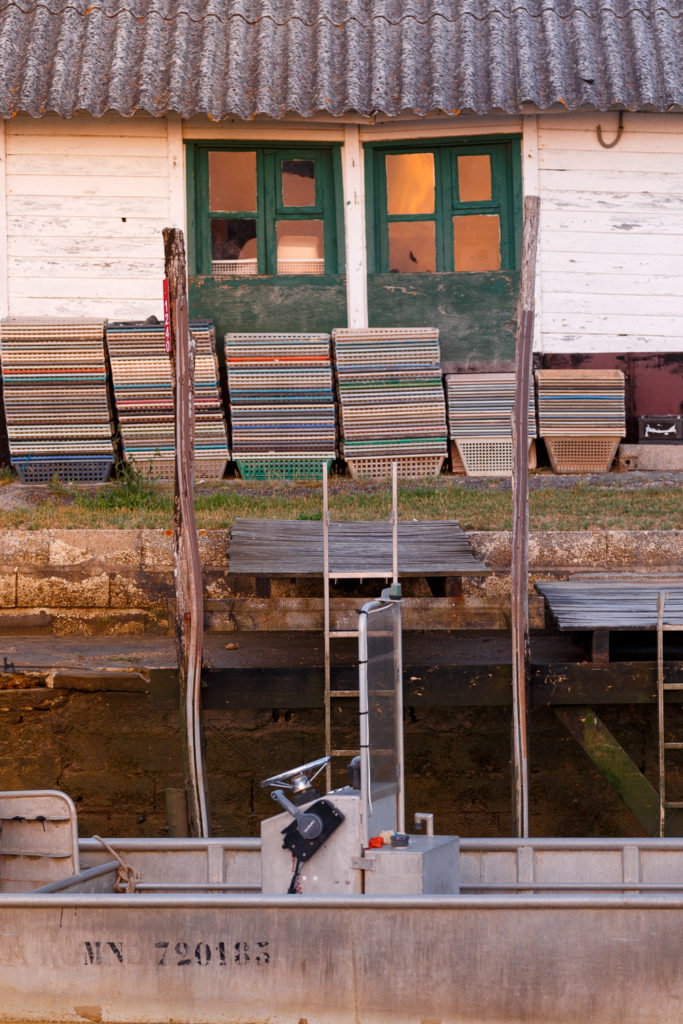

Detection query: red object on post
xmin=163 ymin=277 xmax=171 ymax=354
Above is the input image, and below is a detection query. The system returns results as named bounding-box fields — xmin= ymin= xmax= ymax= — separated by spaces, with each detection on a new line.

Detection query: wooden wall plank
xmin=6 ymin=155 xmax=169 ymax=177
xmin=6 ymin=136 xmax=168 ymax=158
xmin=542 ymin=210 xmax=683 ymax=236
xmin=539 ymin=128 xmax=683 ymax=154
xmin=10 ymin=277 xmax=162 ymax=300
xmin=541 ymin=230 xmax=683 ymax=255
xmin=7 ymin=195 xmax=169 ymax=220
xmin=9 ymin=297 xmax=159 ymax=318
xmin=542 ymin=190 xmax=683 ymax=213
xmin=543 ymin=272 xmax=683 ymax=296
xmin=537 ymin=112 xmax=683 ymax=353
xmin=8 ymin=257 xmax=163 ymax=278
xmin=541 ymin=333 xmax=674 ymax=352
xmin=6 ymin=113 xmax=167 ymax=137
xmin=0 ymin=119 xmax=7 ymax=319
xmin=8 ymin=235 xmax=163 ymax=258
xmin=542 ymin=252 xmax=683 ymax=276
xmin=5 ymin=113 xmax=171 ymax=317
xmin=7 ymin=216 xmax=165 ymax=239
xmin=538 ymin=112 xmax=683 ymax=133
xmin=7 ymin=174 xmax=170 ymax=197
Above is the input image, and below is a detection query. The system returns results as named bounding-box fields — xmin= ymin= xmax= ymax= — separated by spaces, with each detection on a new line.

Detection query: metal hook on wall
xmin=597 ymin=110 xmax=624 ymax=149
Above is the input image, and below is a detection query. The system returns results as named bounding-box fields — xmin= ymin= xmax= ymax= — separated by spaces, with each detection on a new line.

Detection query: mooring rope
xmin=93 ymin=835 xmax=141 ymax=893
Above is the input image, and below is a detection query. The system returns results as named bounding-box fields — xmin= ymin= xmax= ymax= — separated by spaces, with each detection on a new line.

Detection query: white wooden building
xmin=0 ymin=0 xmax=679 ymax=430
xmin=1 ymin=108 xmax=682 ymax=356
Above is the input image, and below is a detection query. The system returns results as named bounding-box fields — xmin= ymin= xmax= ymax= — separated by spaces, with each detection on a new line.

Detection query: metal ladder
xmin=657 ymin=591 xmax=683 ymax=835
xmin=322 ymin=461 xmax=399 ymax=792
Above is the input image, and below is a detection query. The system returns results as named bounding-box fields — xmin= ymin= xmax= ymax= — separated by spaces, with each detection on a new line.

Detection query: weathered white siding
xmin=537 ymin=111 xmax=683 ymax=353
xmin=5 ymin=114 xmax=171 ymax=319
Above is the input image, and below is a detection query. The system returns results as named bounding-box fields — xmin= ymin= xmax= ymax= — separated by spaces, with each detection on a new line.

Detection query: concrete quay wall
xmin=0 ymin=528 xmax=680 ymax=635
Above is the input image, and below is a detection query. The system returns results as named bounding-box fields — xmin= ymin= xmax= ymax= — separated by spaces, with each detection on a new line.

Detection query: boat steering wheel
xmin=260 ymin=756 xmax=330 ymax=792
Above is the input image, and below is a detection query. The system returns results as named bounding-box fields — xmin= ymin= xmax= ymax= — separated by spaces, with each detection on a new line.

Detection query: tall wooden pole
xmin=511 ymin=195 xmax=540 ymax=837
xmin=163 ymin=227 xmax=209 ymax=838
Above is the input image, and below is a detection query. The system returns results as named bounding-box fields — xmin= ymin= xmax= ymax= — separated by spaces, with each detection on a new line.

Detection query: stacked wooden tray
xmin=445 ymin=372 xmax=537 ymax=476
xmin=535 ymin=369 xmax=626 ymax=473
xmin=332 ymin=327 xmax=447 ymax=480
xmin=224 ymin=333 xmax=336 ymax=479
xmin=106 ymin=320 xmax=229 ymax=480
xmin=0 ymin=317 xmax=114 ymax=482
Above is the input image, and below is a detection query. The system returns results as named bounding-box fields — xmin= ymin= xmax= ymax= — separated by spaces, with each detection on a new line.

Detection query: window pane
xmin=282 ymin=159 xmax=316 ymax=207
xmin=209 ymin=151 xmax=257 ymax=212
xmin=276 ymin=220 xmax=324 ymax=275
xmin=457 ymin=154 xmax=492 ymax=203
xmin=453 ymin=214 xmax=500 ymax=271
xmin=211 ymin=218 xmax=258 ymax=276
xmin=388 ymin=221 xmax=436 ymax=273
xmin=386 ymin=153 xmax=435 ymax=215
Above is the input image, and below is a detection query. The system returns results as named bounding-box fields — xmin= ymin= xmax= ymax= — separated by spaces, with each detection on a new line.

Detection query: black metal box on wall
xmin=638 ymin=415 xmax=683 ymax=444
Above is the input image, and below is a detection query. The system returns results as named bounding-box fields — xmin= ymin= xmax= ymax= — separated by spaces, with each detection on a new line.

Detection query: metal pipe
xmin=135 ymin=883 xmax=261 ymax=892
xmin=391 ymin=460 xmax=398 ymax=585
xmin=5 ymin=892 xmax=683 ymax=910
xmin=79 ymin=838 xmax=261 ymax=852
xmin=323 ymin=459 xmax=332 ymax=793
xmin=358 ymin=606 xmax=370 ymax=845
xmin=658 ymin=589 xmax=667 ymax=836
xmin=394 ymin=598 xmax=404 ymax=833
xmin=460 ymin=882 xmax=683 ymax=892
xmin=414 ymin=812 xmax=434 ymax=836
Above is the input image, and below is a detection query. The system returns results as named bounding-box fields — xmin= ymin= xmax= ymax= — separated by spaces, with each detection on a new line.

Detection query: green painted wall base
xmin=368 ymin=271 xmax=519 ymax=365
xmin=190 ymin=271 xmax=519 ymax=367
xmin=189 ymin=275 xmax=348 ymax=346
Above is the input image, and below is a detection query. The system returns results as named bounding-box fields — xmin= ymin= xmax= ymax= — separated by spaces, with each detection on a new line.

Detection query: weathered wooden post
xmin=510 ymin=194 xmax=540 ymax=837
xmin=163 ymin=227 xmax=209 ymax=838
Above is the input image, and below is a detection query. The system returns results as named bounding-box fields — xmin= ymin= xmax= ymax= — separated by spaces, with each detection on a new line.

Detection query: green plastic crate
xmin=235 ymin=457 xmax=333 ymax=481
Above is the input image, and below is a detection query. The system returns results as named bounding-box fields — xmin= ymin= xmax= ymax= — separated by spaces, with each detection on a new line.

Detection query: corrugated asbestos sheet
xmin=0 ymin=0 xmax=680 ymax=120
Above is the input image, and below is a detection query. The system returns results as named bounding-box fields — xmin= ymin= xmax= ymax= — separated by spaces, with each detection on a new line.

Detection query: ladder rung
xmin=663 ymin=683 xmax=683 ymax=691
xmin=329 ymin=630 xmax=358 ymax=638
xmin=331 ymin=749 xmax=359 ymax=758
xmin=664 ymin=742 xmax=683 ymax=750
xmin=664 ymin=801 xmax=683 ymax=809
xmin=330 ymin=690 xmax=359 ymax=698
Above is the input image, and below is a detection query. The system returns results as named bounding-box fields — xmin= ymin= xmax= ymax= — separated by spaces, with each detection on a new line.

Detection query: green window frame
xmin=366 ymin=137 xmax=521 ymax=274
xmin=187 ymin=142 xmax=343 ymax=277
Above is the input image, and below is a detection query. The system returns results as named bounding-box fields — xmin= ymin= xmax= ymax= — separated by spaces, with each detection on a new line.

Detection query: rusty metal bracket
xmin=597 ymin=111 xmax=624 ymax=149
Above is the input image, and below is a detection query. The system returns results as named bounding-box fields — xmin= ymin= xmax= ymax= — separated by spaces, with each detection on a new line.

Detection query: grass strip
xmin=0 ymin=476 xmax=680 ymax=532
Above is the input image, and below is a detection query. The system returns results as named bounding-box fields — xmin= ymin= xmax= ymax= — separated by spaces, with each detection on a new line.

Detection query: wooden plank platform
xmin=536 ymin=577 xmax=683 ymax=630
xmin=536 ymin=579 xmax=683 ymax=630
xmin=228 ymin=518 xmax=489 ymax=576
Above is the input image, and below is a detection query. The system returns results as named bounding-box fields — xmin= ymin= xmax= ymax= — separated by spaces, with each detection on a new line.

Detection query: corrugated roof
xmin=0 ymin=1 xmax=680 ymax=120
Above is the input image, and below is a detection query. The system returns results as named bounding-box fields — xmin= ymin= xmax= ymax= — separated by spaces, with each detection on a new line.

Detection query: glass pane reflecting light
xmin=282 ymin=159 xmax=316 ymax=207
xmin=276 ymin=220 xmax=324 ymax=274
xmin=453 ymin=214 xmax=501 ymax=271
xmin=388 ymin=221 xmax=436 ymax=273
xmin=457 ymin=155 xmax=492 ymax=202
xmin=386 ymin=153 xmax=435 ymax=215
xmin=209 ymin=151 xmax=257 ymax=212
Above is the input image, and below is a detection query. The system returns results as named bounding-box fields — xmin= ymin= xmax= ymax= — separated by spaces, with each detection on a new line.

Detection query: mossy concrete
xmin=0 ymin=528 xmax=678 ymax=635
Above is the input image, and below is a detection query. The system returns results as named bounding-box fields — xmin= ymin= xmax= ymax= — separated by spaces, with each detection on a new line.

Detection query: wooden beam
xmin=510 ymin=193 xmax=540 ymax=837
xmin=150 ymin=660 xmax=683 ymax=712
xmin=591 ymin=630 xmax=611 ymax=664
xmin=165 ymin=226 xmax=209 ymax=838
xmin=555 ymin=706 xmax=660 ymax=834
xmin=341 ymin=124 xmax=368 ymax=328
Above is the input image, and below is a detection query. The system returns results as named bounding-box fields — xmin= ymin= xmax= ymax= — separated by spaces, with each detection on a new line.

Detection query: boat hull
xmin=1 ymin=892 xmax=682 ymax=1024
